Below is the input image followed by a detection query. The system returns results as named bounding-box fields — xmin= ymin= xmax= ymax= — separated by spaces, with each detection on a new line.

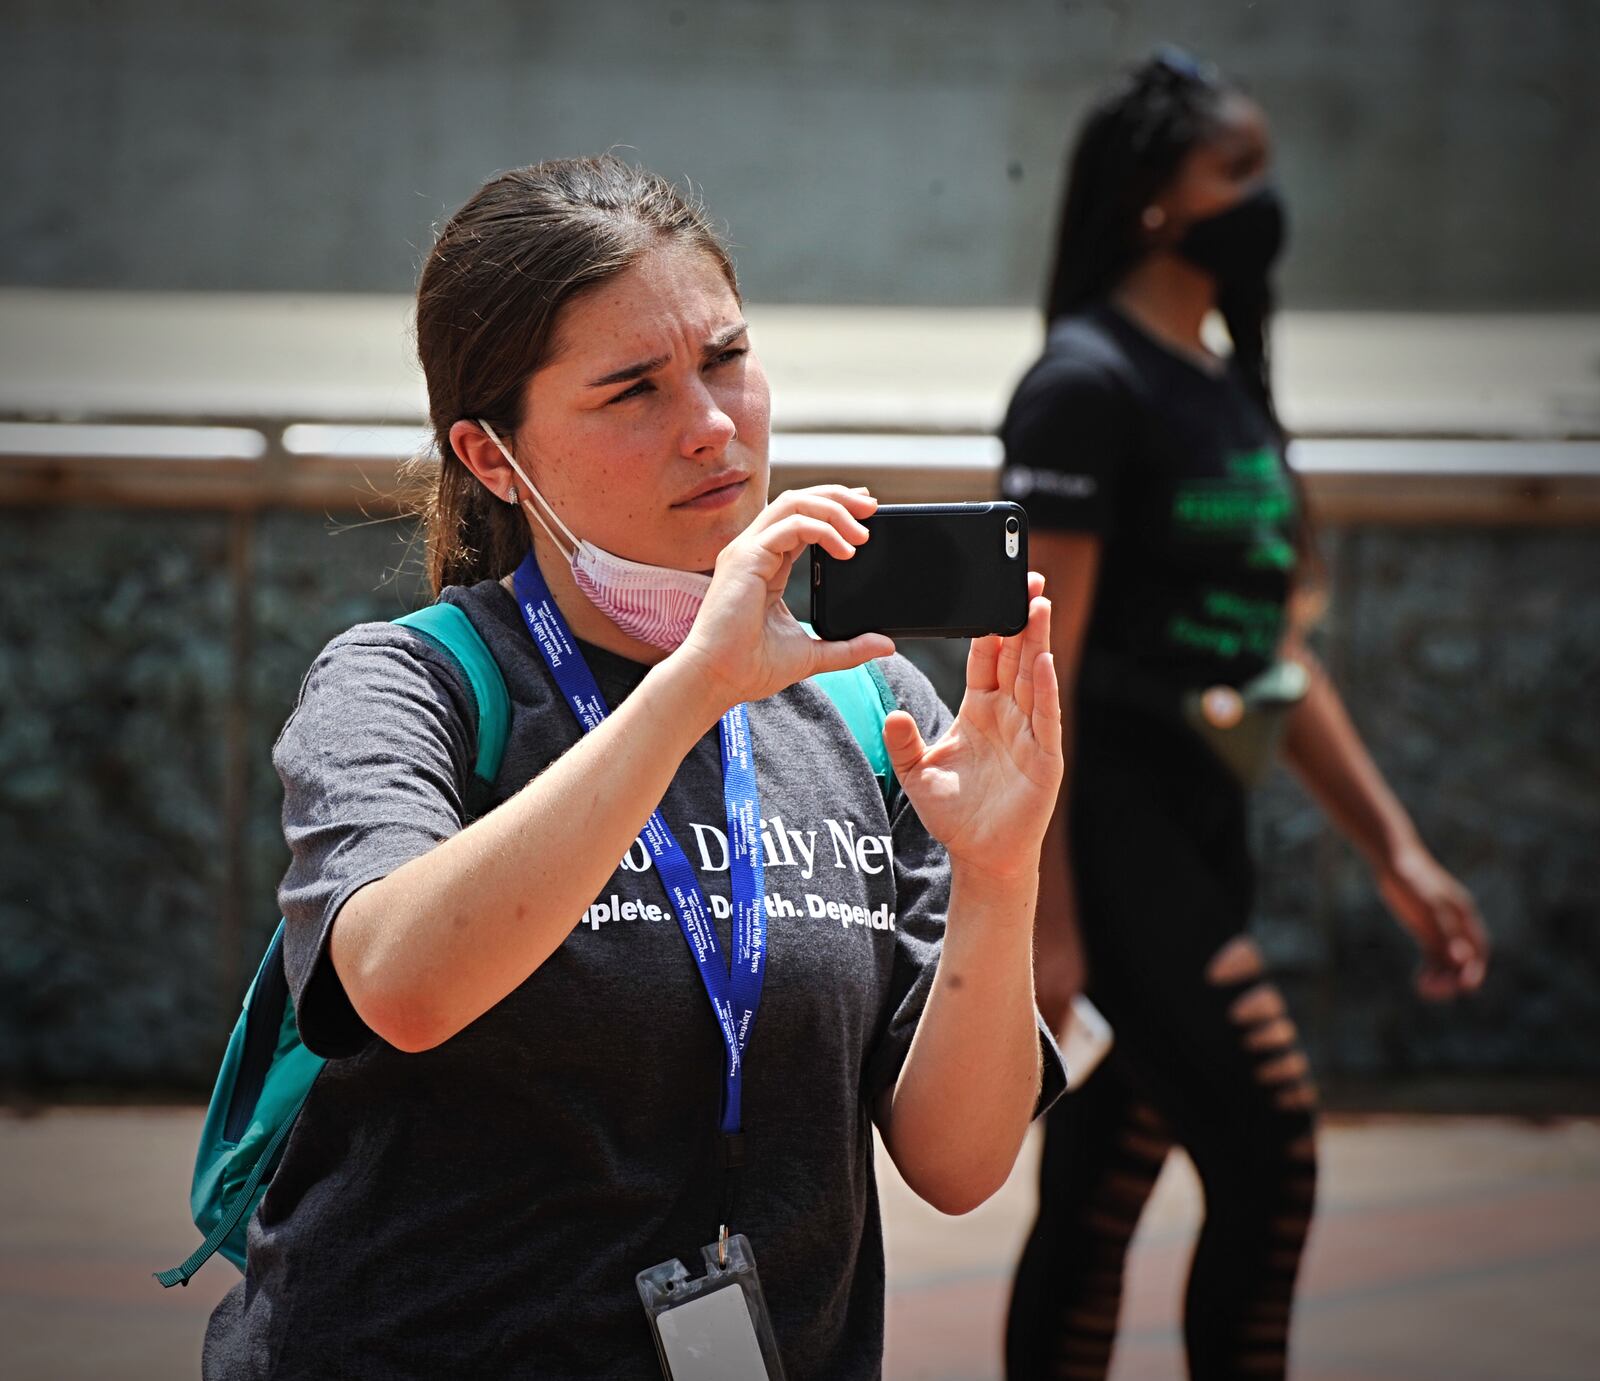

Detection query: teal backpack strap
xmin=154 ymin=923 xmax=321 ymax=1287
xmin=808 ymin=660 xmax=901 ymax=811
xmin=153 ymin=1092 xmax=307 ymax=1288
xmin=394 ymin=603 xmax=511 ymax=784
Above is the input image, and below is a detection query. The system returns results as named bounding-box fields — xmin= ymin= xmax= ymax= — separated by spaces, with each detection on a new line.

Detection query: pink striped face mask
xmin=478 ymin=420 xmax=712 ymax=651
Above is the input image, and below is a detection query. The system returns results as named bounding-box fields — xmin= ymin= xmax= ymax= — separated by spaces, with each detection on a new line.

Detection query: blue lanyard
xmin=511 ymin=551 xmax=766 ymax=1137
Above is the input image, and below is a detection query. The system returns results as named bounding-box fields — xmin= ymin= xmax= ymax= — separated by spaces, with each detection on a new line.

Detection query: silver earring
xmin=1141 ymin=205 xmax=1167 ymax=230
xmin=506 ymin=484 xmax=519 ymax=506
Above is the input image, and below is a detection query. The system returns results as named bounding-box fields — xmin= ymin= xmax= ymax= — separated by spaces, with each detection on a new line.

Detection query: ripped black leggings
xmin=1007 ymin=717 xmax=1319 ymax=1380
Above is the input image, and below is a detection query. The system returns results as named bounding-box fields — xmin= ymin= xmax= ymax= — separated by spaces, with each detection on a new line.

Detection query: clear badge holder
xmin=636 ymin=1233 xmax=786 ymax=1381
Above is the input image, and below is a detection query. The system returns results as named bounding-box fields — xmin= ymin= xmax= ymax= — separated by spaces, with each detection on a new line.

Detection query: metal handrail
xmin=3 ymin=421 xmax=1598 ymax=523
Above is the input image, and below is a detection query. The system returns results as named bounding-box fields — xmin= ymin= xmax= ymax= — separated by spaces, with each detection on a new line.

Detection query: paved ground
xmin=879 ymin=1115 xmax=1600 ymax=1381
xmin=1 ymin=1109 xmax=1596 ymax=1379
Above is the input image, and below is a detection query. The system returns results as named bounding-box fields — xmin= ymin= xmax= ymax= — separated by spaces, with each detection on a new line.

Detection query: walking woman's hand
xmin=674 ymin=485 xmax=895 ymax=711
xmin=883 ymin=572 xmax=1064 ymax=883
xmin=1377 ymin=845 xmax=1490 ymax=1000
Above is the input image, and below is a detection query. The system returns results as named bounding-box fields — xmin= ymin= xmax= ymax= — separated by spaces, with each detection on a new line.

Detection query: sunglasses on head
xmin=1149 ymin=44 xmax=1218 ymax=87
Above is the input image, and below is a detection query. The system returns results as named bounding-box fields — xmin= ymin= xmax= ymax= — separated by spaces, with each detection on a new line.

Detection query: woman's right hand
xmin=1377 ymin=843 xmax=1490 ymax=1000
xmin=673 ymin=485 xmax=897 ymax=711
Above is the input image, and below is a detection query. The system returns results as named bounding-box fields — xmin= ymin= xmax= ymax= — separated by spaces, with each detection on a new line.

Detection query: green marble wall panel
xmin=1252 ymin=528 xmax=1600 ymax=1079
xmin=1 ymin=511 xmax=1594 ymax=1094
xmin=0 ymin=510 xmax=236 ymax=1087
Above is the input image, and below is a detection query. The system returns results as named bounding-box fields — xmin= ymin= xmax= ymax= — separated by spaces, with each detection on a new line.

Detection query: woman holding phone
xmin=202 ymin=155 xmax=1065 ymax=1379
xmin=1002 ymin=52 xmax=1489 ymax=1380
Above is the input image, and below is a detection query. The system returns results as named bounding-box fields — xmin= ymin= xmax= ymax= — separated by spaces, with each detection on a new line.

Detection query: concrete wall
xmin=1 ymin=507 xmax=1595 ymax=1096
xmin=5 ymin=0 xmax=1597 ymax=309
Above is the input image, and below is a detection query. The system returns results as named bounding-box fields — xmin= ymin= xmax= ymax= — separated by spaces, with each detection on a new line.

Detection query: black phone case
xmin=809 ymin=501 xmax=1029 ymax=640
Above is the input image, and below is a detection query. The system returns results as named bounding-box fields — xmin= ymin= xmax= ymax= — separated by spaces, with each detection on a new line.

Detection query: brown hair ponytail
xmin=411 ymin=156 xmax=738 ymax=595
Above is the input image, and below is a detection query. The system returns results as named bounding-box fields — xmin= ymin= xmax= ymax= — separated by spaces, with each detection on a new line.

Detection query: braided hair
xmin=1044 ymin=49 xmax=1280 ymax=435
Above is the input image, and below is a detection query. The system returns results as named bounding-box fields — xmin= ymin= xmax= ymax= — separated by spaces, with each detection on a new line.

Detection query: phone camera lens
xmin=1005 ymin=516 xmax=1020 ymax=534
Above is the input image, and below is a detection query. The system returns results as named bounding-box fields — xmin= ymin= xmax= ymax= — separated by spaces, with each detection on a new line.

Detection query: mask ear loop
xmin=476 ymin=419 xmax=580 ymax=560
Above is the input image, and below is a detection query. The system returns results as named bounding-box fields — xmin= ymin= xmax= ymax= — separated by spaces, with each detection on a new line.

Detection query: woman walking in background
xmin=1002 ymin=51 xmax=1489 ymax=1380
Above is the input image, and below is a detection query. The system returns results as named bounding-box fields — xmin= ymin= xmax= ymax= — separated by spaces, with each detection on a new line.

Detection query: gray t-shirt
xmin=204 ymin=578 xmax=1064 ymax=1380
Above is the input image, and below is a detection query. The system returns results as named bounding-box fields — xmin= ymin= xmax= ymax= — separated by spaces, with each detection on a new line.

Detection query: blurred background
xmin=1 ymin=1 xmax=1596 ymax=1378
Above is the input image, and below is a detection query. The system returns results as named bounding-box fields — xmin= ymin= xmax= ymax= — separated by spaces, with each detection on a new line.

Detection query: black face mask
xmin=1174 ymin=182 xmax=1288 ymax=288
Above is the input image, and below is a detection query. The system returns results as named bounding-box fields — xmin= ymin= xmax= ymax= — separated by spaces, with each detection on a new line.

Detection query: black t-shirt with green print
xmin=1000 ymin=301 xmax=1298 ymax=694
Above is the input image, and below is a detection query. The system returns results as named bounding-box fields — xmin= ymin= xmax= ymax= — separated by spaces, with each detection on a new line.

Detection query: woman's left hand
xmin=1377 ymin=845 xmax=1490 ymax=1000
xmin=883 ymin=573 xmax=1063 ymax=883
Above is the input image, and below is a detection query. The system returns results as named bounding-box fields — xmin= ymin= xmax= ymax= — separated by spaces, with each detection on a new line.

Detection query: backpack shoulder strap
xmin=809 ymin=657 xmax=901 ymax=811
xmin=398 ymin=604 xmax=897 ymax=809
xmin=394 ymin=603 xmax=510 ymax=784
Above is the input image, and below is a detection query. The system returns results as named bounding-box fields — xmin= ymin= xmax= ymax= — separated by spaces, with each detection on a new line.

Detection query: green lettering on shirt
xmin=1172 ymin=447 xmax=1296 ymax=536
xmin=1246 ymin=538 xmax=1296 ymax=571
xmin=1173 ymin=486 xmax=1294 ymax=531
xmin=1167 ymin=616 xmax=1243 ymax=658
xmin=1227 ymin=448 xmax=1281 ymax=481
xmin=1202 ymin=588 xmax=1283 ymax=627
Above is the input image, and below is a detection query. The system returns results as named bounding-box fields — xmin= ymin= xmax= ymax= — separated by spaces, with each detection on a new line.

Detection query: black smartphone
xmin=810 ymin=501 xmax=1029 ymax=640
